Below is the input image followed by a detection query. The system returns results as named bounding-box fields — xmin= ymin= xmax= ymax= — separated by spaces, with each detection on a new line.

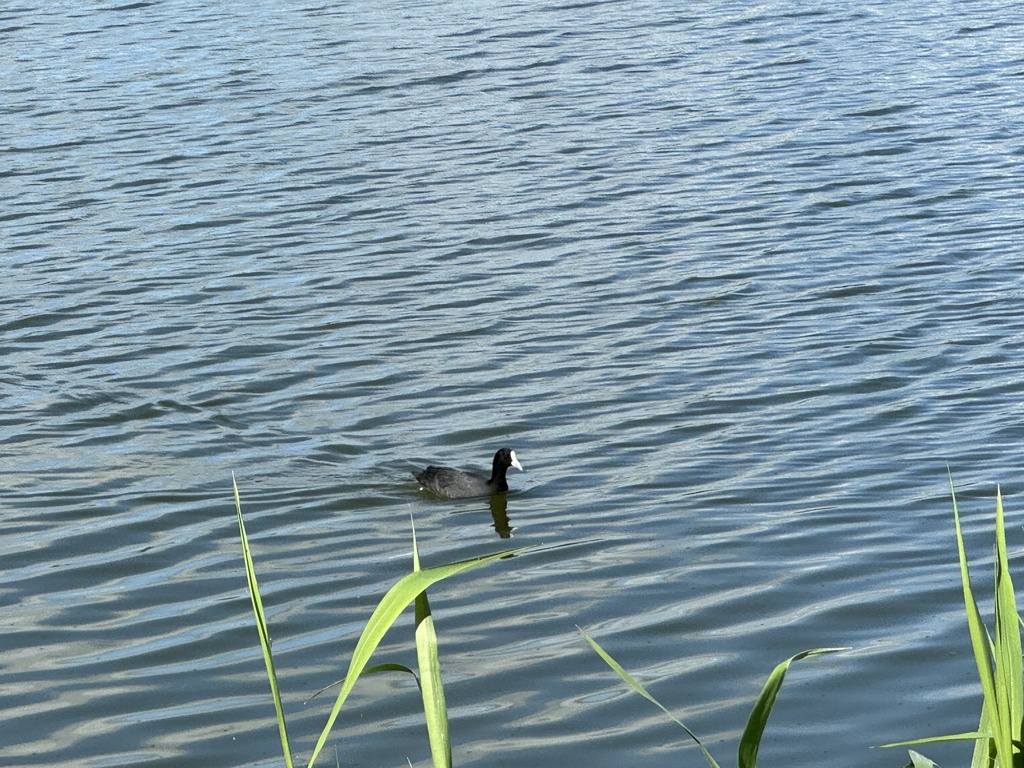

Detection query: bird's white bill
xmin=510 ymin=450 xmax=523 ymax=471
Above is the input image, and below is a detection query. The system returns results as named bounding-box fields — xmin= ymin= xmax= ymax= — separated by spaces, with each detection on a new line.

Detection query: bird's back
xmin=414 ymin=465 xmax=492 ymax=498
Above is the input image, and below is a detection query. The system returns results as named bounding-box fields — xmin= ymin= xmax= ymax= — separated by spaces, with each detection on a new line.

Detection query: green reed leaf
xmin=952 ymin=477 xmax=1010 ymax=764
xmin=307 ymin=664 xmax=417 ymax=704
xmin=738 ymin=647 xmax=847 ymax=768
xmin=234 ymin=474 xmax=294 ymax=768
xmin=416 ymin=590 xmax=450 ymax=768
xmin=886 ymin=478 xmax=1024 ymax=767
xmin=906 ymin=749 xmax=942 ymax=768
xmin=992 ymin=487 xmax=1023 ymax=757
xmin=579 ymin=628 xmax=721 ymax=768
xmin=970 ymin=695 xmax=996 ymax=768
xmin=306 ymin=544 xmax=524 ymax=768
xmin=412 ymin=517 xmax=451 ymax=768
xmin=881 ymin=730 xmax=989 ymax=749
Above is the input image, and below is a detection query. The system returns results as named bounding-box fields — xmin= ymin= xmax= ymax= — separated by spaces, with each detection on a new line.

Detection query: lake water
xmin=4 ymin=2 xmax=1024 ymax=766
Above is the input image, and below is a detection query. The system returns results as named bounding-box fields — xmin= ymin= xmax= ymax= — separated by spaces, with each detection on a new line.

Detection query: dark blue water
xmin=4 ymin=2 xmax=1024 ymax=766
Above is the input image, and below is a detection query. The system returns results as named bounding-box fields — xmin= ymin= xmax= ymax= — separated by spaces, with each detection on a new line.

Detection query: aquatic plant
xmin=580 ymin=630 xmax=845 ymax=767
xmin=884 ymin=481 xmax=1022 ymax=768
xmin=233 ymin=476 xmax=522 ymax=767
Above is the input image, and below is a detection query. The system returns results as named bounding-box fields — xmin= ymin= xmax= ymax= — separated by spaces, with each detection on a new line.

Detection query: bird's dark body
xmin=414 ymin=447 xmax=522 ymax=499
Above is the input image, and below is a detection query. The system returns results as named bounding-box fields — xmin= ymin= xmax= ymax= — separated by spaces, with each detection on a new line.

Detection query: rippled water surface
xmin=5 ymin=2 xmax=1024 ymax=766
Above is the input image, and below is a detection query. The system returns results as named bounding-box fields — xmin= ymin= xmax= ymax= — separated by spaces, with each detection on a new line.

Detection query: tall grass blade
xmin=891 ymin=480 xmax=1024 ymax=765
xmin=991 ymin=487 xmax=1023 ymax=762
xmin=906 ymin=749 xmax=941 ymax=768
xmin=416 ymin=588 xmax=450 ymax=767
xmin=234 ymin=475 xmax=294 ymax=768
xmin=951 ymin=478 xmax=1011 ymax=765
xmin=970 ymin=700 xmax=996 ymax=768
xmin=307 ymin=664 xmax=418 ymax=703
xmin=579 ymin=628 xmax=721 ymax=768
xmin=884 ymin=731 xmax=989 ymax=749
xmin=737 ymin=647 xmax=847 ymax=768
xmin=306 ymin=546 xmax=525 ymax=768
xmin=411 ymin=517 xmax=451 ymax=768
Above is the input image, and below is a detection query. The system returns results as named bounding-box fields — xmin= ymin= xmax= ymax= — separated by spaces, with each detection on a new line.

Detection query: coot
xmin=414 ymin=448 xmax=523 ymax=499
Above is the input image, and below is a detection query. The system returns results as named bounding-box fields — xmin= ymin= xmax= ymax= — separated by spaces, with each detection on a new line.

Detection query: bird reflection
xmin=489 ymin=493 xmax=513 ymax=539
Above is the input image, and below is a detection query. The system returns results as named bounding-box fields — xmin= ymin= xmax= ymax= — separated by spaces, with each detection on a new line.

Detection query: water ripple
xmin=4 ymin=1 xmax=1024 ymax=766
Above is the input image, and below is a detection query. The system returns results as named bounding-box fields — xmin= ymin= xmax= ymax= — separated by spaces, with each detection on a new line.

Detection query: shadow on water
xmin=489 ymin=493 xmax=513 ymax=539
xmin=417 ymin=490 xmax=516 ymax=538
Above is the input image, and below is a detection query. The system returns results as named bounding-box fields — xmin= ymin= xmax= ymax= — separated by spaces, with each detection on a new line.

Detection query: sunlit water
xmin=4 ymin=2 xmax=1024 ymax=766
